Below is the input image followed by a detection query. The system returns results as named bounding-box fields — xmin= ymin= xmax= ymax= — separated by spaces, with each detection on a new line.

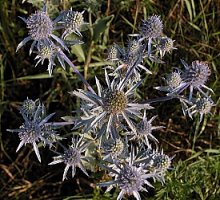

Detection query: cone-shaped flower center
xmin=128 ymin=40 xmax=141 ymax=56
xmin=18 ymin=124 xmax=39 ymax=143
xmin=137 ymin=120 xmax=152 ymax=135
xmin=196 ymin=98 xmax=212 ymax=114
xmin=63 ymin=147 xmax=81 ymax=165
xmin=158 ymin=37 xmax=174 ymax=52
xmin=184 ymin=61 xmax=211 ymax=86
xmin=39 ymin=46 xmax=53 ymax=58
xmin=104 ymin=91 xmax=128 ymax=114
xmin=65 ymin=11 xmax=84 ymax=30
xmin=27 ymin=11 xmax=53 ymax=40
xmin=167 ymin=72 xmax=182 ymax=89
xmin=140 ymin=15 xmax=163 ymax=38
xmin=20 ymin=99 xmax=36 ymax=116
xmin=118 ymin=165 xmax=145 ymax=195
xmin=152 ymin=154 xmax=171 ymax=171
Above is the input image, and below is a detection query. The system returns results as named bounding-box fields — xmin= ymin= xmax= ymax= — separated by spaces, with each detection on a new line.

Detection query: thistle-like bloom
xmin=148 ymin=150 xmax=172 ymax=173
xmin=117 ymin=40 xmax=152 ymax=74
xmin=7 ymin=98 xmax=62 ymax=162
xmin=139 ymin=15 xmax=163 ymax=39
xmin=107 ymin=43 xmax=123 ymax=62
xmin=148 ymin=150 xmax=173 ymax=184
xmin=186 ymin=96 xmax=214 ymax=122
xmin=121 ymin=39 xmax=152 ymax=74
xmin=135 ymin=149 xmax=173 ymax=184
xmin=34 ymin=44 xmax=65 ymax=76
xmin=107 ymin=40 xmax=152 ymax=85
xmin=72 ymin=70 xmax=153 ymax=139
xmin=180 ymin=60 xmax=213 ymax=101
xmin=101 ymin=137 xmax=128 ymax=160
xmin=138 ymin=15 xmax=163 ymax=57
xmin=155 ymin=71 xmax=183 ymax=93
xmin=16 ymin=4 xmax=66 ymax=54
xmin=49 ymin=137 xmax=89 ymax=181
xmin=99 ymin=158 xmax=154 ymax=200
xmin=156 ymin=36 xmax=176 ymax=58
xmin=127 ymin=112 xmax=164 ymax=148
xmin=155 ymin=60 xmax=213 ymax=102
xmin=60 ymin=8 xmax=85 ymax=39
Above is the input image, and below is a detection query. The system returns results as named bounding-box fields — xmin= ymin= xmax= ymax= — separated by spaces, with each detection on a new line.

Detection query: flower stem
xmin=60 ymin=50 xmax=96 ymax=94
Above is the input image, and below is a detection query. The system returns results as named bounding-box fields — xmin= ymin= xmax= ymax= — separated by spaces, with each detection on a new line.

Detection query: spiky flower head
xmin=34 ymin=44 xmax=66 ymax=76
xmin=72 ymin=70 xmax=153 ymax=140
xmin=102 ymin=138 xmax=127 ymax=160
xmin=49 ymin=137 xmax=89 ymax=181
xmin=180 ymin=60 xmax=213 ymax=101
xmin=111 ymin=41 xmax=152 ymax=77
xmin=187 ymin=96 xmax=214 ymax=122
xmin=156 ymin=60 xmax=213 ymax=102
xmin=140 ymin=15 xmax=163 ymax=39
xmin=107 ymin=44 xmax=122 ymax=62
xmin=26 ymin=10 xmax=53 ymax=41
xmin=150 ymin=152 xmax=171 ymax=172
xmin=134 ymin=149 xmax=173 ymax=184
xmin=16 ymin=4 xmax=67 ymax=54
xmin=166 ymin=71 xmax=183 ymax=89
xmin=182 ymin=60 xmax=211 ymax=87
xmin=116 ymin=164 xmax=152 ymax=200
xmin=127 ymin=40 xmax=143 ymax=57
xmin=156 ymin=36 xmax=176 ymax=57
xmin=20 ymin=98 xmax=36 ymax=117
xmin=154 ymin=71 xmax=183 ymax=94
xmin=104 ymin=90 xmax=128 ymax=114
xmin=99 ymin=158 xmax=154 ymax=200
xmin=61 ymin=8 xmax=85 ymax=38
xmin=195 ymin=97 xmax=213 ymax=114
xmin=128 ymin=113 xmax=164 ymax=148
xmin=148 ymin=151 xmax=172 ymax=184
xmin=7 ymin=98 xmax=62 ymax=162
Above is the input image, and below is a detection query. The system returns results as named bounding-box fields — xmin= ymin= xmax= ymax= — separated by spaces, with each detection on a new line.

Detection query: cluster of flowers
xmin=8 ymin=2 xmax=215 ymax=200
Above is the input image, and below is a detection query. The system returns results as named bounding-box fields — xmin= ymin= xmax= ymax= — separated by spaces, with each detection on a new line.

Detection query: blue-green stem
xmin=60 ymin=50 xmax=96 ymax=94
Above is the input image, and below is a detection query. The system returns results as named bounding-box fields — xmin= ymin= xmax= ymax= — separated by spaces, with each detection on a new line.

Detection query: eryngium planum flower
xmin=34 ymin=44 xmax=66 ymax=76
xmin=134 ymin=149 xmax=173 ymax=184
xmin=156 ymin=36 xmax=176 ymax=58
xmin=60 ymin=8 xmax=85 ymax=39
xmin=49 ymin=136 xmax=89 ymax=181
xmin=155 ymin=71 xmax=183 ymax=93
xmin=99 ymin=158 xmax=154 ymax=200
xmin=7 ymin=98 xmax=62 ymax=162
xmin=186 ymin=95 xmax=214 ymax=122
xmin=180 ymin=60 xmax=213 ymax=101
xmin=127 ymin=112 xmax=164 ymax=148
xmin=139 ymin=15 xmax=163 ymax=39
xmin=116 ymin=39 xmax=152 ymax=75
xmin=155 ymin=60 xmax=213 ymax=102
xmin=101 ymin=137 xmax=128 ymax=160
xmin=71 ymin=70 xmax=153 ymax=139
xmin=16 ymin=3 xmax=67 ymax=54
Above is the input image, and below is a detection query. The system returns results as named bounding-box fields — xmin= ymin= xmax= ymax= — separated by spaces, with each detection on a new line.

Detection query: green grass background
xmin=0 ymin=0 xmax=219 ymax=199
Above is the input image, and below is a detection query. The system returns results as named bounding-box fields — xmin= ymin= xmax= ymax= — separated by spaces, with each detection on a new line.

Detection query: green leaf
xmin=204 ymin=149 xmax=220 ymax=154
xmin=92 ymin=15 xmax=114 ymax=41
xmin=71 ymin=44 xmax=85 ymax=62
xmin=185 ymin=0 xmax=192 ymax=21
xmin=187 ymin=21 xmax=201 ymax=31
xmin=16 ymin=73 xmax=51 ymax=80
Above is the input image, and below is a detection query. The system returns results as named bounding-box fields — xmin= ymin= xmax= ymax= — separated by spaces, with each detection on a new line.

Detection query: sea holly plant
xmin=9 ymin=1 xmax=216 ymax=200
xmin=7 ymin=98 xmax=71 ymax=162
xmin=16 ymin=2 xmax=95 ymax=93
